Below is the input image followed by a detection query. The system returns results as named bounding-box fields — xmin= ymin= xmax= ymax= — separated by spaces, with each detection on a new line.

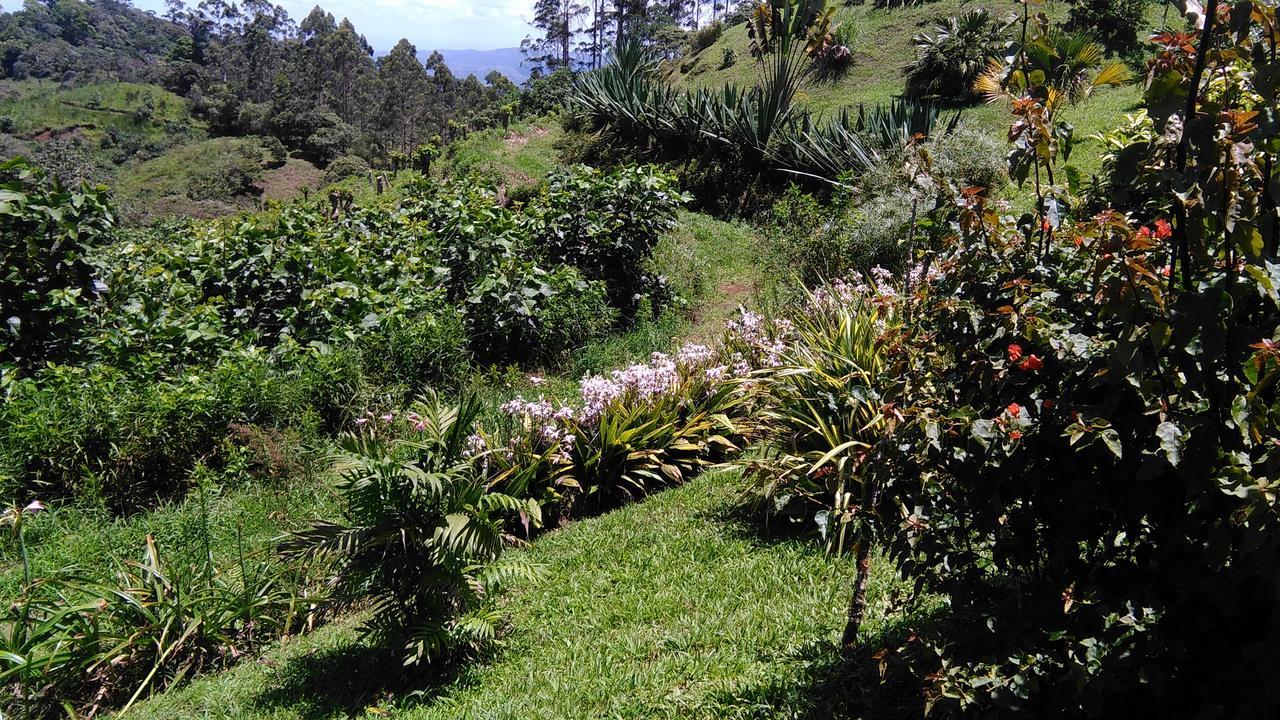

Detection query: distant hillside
xmin=0 ymin=0 xmax=184 ymax=82
xmin=433 ymin=48 xmax=530 ymax=84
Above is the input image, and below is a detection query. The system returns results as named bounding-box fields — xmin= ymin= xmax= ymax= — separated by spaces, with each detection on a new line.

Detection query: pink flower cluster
xmin=810 ymin=263 xmax=944 ymax=310
xmin=499 ymin=396 xmax=578 ymax=446
xmin=464 ymin=433 xmax=487 ymax=457
xmin=725 ymin=310 xmax=789 ymax=367
xmin=906 ymin=262 xmax=944 ymax=287
xmin=501 ymin=342 xmax=751 ymax=449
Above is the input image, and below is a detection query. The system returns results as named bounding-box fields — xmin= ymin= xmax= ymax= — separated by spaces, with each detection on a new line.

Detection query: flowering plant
xmin=486 ymin=335 xmax=764 ymax=521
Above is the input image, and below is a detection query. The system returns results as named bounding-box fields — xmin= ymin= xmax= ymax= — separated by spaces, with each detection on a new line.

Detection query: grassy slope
xmin=658 ymin=211 xmax=765 ymax=343
xmin=443 ymin=118 xmax=566 ymax=186
xmin=0 ymin=79 xmax=328 ymax=219
xmin=130 ymin=471 xmax=909 ymax=720
xmin=672 ymin=1 xmax=1156 ymax=183
xmin=0 ymin=80 xmax=195 ymax=138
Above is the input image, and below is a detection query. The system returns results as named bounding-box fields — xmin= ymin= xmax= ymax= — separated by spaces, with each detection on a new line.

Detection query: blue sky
xmin=131 ymin=0 xmax=535 ymax=53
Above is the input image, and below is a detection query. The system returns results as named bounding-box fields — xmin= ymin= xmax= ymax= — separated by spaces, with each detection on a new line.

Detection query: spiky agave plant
xmin=742 ymin=0 xmax=838 ymax=154
xmin=745 ymin=285 xmax=905 ymax=645
xmin=282 ymin=390 xmax=541 ymax=666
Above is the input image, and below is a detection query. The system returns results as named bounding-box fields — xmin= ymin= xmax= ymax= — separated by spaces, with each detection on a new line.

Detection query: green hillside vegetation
xmin=4 ymin=0 xmax=1280 ymax=718
xmin=671 ymin=0 xmax=1065 ymax=108
xmin=666 ymin=0 xmax=1162 ymax=182
xmin=444 ymin=119 xmax=567 ymax=187
xmin=112 ymin=136 xmax=286 ymax=220
xmin=0 ymin=80 xmax=194 ymax=136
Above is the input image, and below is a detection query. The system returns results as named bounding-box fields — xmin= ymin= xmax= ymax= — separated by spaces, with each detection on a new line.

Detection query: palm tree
xmin=906 ymin=8 xmax=1012 ymax=102
xmin=976 ymin=25 xmax=1130 ymax=113
xmin=281 ymin=391 xmax=540 ymax=665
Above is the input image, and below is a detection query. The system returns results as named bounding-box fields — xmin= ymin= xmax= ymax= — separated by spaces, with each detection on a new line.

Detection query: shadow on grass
xmin=696 ymin=485 xmax=947 ymax=718
xmin=252 ymin=641 xmax=467 ymax=718
xmin=694 ymin=490 xmax=828 ymax=552
xmin=707 ymin=611 xmax=942 ymax=720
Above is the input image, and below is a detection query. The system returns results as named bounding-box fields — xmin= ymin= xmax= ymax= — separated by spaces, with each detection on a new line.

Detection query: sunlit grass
xmin=129 ymin=470 xmax=914 ymax=720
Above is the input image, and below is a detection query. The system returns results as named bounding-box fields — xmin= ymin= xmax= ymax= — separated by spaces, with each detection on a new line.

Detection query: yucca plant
xmin=281 ymin=390 xmax=541 ymax=666
xmin=745 ymin=0 xmax=839 ymax=153
xmin=745 ymin=286 xmax=906 ymax=645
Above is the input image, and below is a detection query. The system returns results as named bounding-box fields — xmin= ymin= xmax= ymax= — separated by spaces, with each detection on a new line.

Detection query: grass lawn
xmin=657 ymin=211 xmax=766 ymax=344
xmin=129 ymin=470 xmax=915 ymax=720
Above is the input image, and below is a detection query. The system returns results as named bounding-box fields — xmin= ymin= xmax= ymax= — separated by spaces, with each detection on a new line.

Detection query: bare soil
xmin=259 ymin=158 xmax=325 ymax=202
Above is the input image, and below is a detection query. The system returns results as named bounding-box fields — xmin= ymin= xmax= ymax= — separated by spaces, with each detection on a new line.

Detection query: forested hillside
xmin=3 ymin=0 xmax=1280 ymax=718
xmin=0 ymin=0 xmax=524 ymax=221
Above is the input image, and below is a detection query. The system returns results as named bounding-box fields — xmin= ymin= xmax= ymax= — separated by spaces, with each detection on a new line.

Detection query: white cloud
xmin=133 ymin=0 xmax=535 ymax=51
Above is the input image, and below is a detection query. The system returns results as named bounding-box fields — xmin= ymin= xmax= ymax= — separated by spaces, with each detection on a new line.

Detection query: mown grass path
xmin=130 ymin=471 xmax=906 ymax=719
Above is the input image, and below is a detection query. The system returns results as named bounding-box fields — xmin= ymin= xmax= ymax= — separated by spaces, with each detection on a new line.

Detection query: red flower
xmin=1009 ymin=430 xmax=1023 ymax=440
xmin=1136 ymin=226 xmax=1152 ymax=240
xmin=1018 ymin=355 xmax=1045 ymax=372
xmin=1007 ymin=343 xmax=1024 ymax=362
xmin=1153 ymin=219 xmax=1172 ymax=240
xmin=1007 ymin=403 xmax=1022 ymax=418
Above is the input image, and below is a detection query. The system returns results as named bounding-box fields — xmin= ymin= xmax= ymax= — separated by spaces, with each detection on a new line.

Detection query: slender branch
xmin=1170 ymin=0 xmax=1219 ymax=292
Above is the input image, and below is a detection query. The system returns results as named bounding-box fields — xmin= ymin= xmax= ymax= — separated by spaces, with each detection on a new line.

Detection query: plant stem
xmin=18 ymin=520 xmax=32 ymax=633
xmin=841 ymin=536 xmax=873 ymax=647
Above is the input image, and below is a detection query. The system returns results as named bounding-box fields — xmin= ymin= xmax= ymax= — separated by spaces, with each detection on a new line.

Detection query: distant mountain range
xmin=429 ymin=48 xmax=530 ymax=84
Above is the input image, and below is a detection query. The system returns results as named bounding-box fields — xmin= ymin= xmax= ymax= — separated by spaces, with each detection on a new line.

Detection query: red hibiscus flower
xmin=1007 ymin=403 xmax=1022 ymax=418
xmin=1153 ymin=219 xmax=1172 ymax=239
xmin=1007 ymin=343 xmax=1024 ymax=362
xmin=1018 ymin=354 xmax=1045 ymax=372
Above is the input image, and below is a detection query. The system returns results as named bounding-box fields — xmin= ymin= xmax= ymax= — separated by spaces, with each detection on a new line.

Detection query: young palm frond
xmin=282 ymin=389 xmax=541 ymax=666
xmin=976 ymin=27 xmax=1130 ymax=111
xmin=906 ymin=8 xmax=1013 ymax=101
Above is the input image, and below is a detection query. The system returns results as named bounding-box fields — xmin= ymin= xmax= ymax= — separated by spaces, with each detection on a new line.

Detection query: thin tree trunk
xmin=841 ymin=537 xmax=873 ymax=647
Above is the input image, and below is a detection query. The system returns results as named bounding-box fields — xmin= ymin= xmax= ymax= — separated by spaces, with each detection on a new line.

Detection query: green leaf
xmin=1156 ymin=421 xmax=1184 ymax=467
xmin=1100 ymin=428 xmax=1123 ymax=459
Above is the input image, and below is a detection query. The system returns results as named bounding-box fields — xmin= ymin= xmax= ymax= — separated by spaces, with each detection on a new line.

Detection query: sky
xmin=131 ymin=0 xmax=536 ymax=53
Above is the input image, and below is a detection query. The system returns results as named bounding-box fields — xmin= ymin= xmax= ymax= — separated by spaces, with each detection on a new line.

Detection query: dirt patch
xmin=719 ymin=282 xmax=750 ymax=297
xmin=259 ymin=157 xmax=325 ymax=201
xmin=119 ymin=196 xmax=251 ymax=225
xmin=503 ymin=126 xmax=550 ymax=149
xmin=29 ymin=125 xmax=91 ymax=142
